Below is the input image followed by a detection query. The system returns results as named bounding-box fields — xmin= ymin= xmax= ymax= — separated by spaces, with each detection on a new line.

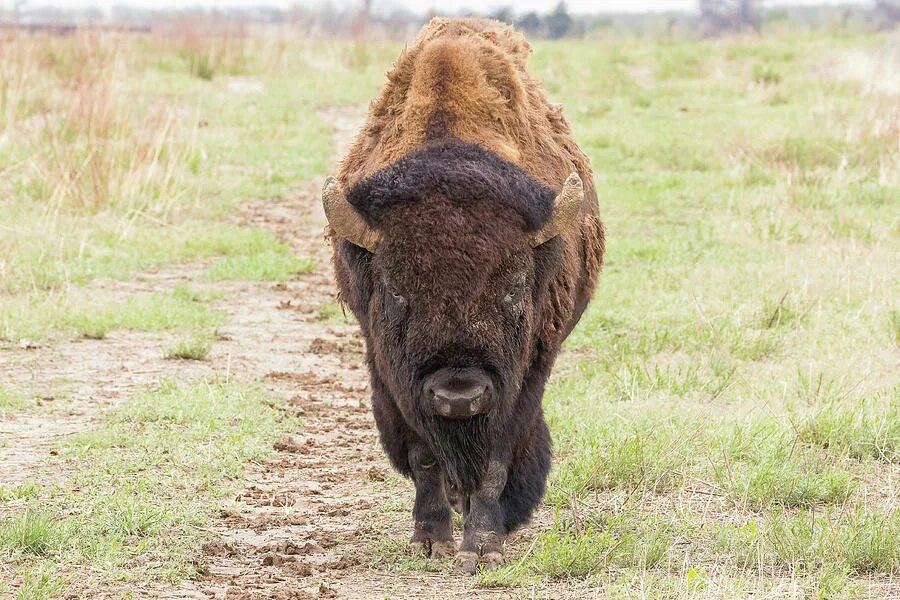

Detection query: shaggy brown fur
xmin=329 ymin=17 xmax=605 ymax=573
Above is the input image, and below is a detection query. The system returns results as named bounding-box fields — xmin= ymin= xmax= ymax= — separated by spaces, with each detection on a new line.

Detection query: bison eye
xmin=504 ymin=273 xmax=528 ymax=305
xmin=383 ymin=280 xmax=407 ymax=307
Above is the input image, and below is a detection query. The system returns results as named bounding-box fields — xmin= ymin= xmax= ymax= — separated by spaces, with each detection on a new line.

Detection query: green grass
xmin=163 ymin=332 xmax=214 ymax=360
xmin=0 ymin=512 xmax=64 ymax=557
xmin=0 ymin=380 xmax=293 ymax=590
xmin=12 ymin=568 xmax=62 ymax=600
xmin=715 ymin=509 xmax=900 ymax=576
xmin=797 ymin=394 xmax=900 ymax=463
xmin=0 ymin=387 xmax=31 ymax=413
xmin=0 ymin=285 xmax=223 ymax=341
xmin=0 ymin=482 xmax=41 ymax=502
xmin=203 ymin=250 xmax=316 ymax=281
xmin=315 ymin=301 xmax=348 ymax=324
xmin=478 ymin=512 xmax=678 ymax=588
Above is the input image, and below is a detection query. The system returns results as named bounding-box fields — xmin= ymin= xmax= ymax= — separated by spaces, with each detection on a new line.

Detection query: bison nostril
xmin=425 ymin=368 xmax=493 ymax=418
xmin=431 ymin=385 xmax=486 ymax=404
xmin=430 ymin=385 xmax=488 ymax=419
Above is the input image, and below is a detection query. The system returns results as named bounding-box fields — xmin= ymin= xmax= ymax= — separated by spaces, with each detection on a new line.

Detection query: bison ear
xmin=529 ymin=172 xmax=583 ymax=247
xmin=322 ymin=177 xmax=381 ymax=253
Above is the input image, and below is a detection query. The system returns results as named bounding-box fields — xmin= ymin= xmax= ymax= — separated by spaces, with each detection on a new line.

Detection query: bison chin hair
xmin=425 ymin=414 xmax=492 ymax=495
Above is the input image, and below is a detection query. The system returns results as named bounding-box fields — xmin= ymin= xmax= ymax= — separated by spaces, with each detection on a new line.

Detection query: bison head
xmin=325 ymin=140 xmax=582 ymax=490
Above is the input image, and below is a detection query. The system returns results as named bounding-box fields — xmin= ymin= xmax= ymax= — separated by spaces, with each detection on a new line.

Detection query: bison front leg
xmin=408 ymin=445 xmax=456 ymax=558
xmin=455 ymin=460 xmax=507 ymax=574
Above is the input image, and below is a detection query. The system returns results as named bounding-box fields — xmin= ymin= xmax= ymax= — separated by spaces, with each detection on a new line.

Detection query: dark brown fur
xmin=329 ymin=18 xmax=605 ymax=570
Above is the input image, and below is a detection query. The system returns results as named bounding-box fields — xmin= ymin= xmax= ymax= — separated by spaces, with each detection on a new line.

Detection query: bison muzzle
xmin=324 ymin=18 xmax=605 ymax=574
xmin=426 ymin=367 xmax=493 ymax=419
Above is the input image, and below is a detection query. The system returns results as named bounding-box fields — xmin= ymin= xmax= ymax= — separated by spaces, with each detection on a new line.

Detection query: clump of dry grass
xmin=161 ymin=20 xmax=250 ymax=80
xmin=1 ymin=32 xmax=193 ymax=216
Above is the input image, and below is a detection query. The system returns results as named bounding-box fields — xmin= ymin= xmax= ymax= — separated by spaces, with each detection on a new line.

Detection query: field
xmin=0 ymin=25 xmax=898 ymax=599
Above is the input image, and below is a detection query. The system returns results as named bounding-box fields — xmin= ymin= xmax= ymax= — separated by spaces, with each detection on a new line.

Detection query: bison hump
xmin=338 ymin=18 xmax=592 ymax=195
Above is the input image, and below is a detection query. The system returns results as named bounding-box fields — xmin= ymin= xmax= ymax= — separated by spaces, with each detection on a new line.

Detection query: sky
xmin=4 ymin=0 xmax=871 ymax=13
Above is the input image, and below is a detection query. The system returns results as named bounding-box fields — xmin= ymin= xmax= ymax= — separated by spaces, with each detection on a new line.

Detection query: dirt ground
xmin=0 ymin=106 xmax=552 ymax=599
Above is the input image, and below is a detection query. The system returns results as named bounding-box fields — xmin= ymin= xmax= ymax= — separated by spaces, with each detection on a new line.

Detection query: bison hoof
xmin=481 ymin=551 xmax=504 ymax=569
xmin=454 ymin=550 xmax=480 ymax=574
xmin=431 ymin=540 xmax=457 ymax=558
xmin=409 ymin=538 xmax=456 ymax=558
xmin=454 ymin=549 xmax=504 ymax=574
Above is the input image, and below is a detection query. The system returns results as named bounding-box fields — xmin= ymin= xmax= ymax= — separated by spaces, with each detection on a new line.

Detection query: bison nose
xmin=425 ymin=369 xmax=492 ymax=419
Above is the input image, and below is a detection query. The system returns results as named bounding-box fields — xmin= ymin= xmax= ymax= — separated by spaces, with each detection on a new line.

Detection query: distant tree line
xmin=481 ymin=1 xmax=896 ymax=38
xmin=489 ymin=2 xmax=577 ymax=40
xmin=2 ymin=0 xmax=897 ymax=38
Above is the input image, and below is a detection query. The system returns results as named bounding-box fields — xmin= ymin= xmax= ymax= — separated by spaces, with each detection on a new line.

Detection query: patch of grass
xmin=2 ymin=380 xmax=293 ymax=589
xmin=548 ymin=418 xmax=693 ymax=506
xmin=70 ymin=289 xmax=222 ymax=339
xmin=164 ymin=333 xmax=214 ymax=360
xmin=478 ymin=514 xmax=675 ymax=587
xmin=717 ymin=509 xmax=900 ymax=576
xmin=0 ymin=512 xmax=65 ymax=557
xmin=0 ymin=387 xmax=31 ymax=413
xmin=753 ymin=62 xmax=783 ymax=84
xmin=367 ymin=537 xmax=446 ymax=573
xmin=203 ymin=250 xmax=316 ymax=281
xmin=798 ymin=396 xmax=899 ymax=463
xmin=758 ymin=291 xmax=808 ymax=330
xmin=0 ymin=286 xmax=223 ymax=341
xmin=13 ymin=568 xmax=63 ymax=600
xmin=721 ymin=457 xmax=853 ymax=509
xmin=0 ymin=482 xmax=41 ymax=502
xmin=713 ymin=422 xmax=855 ymax=509
xmin=316 ymin=301 xmax=351 ymax=325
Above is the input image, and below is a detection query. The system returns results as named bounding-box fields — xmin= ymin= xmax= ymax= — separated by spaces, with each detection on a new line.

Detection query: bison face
xmin=369 ymin=193 xmax=539 ymax=425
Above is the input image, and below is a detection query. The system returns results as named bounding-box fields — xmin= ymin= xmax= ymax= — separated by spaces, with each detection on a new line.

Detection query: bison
xmin=324 ymin=18 xmax=605 ymax=573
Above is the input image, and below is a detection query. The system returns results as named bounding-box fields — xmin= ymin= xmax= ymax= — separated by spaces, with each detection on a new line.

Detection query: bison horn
xmin=322 ymin=176 xmax=381 ymax=253
xmin=529 ymin=172 xmax=584 ymax=247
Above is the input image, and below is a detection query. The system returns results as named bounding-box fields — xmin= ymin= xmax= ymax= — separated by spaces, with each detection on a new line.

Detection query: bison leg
xmin=408 ymin=445 xmax=456 ymax=558
xmin=455 ymin=460 xmax=507 ymax=574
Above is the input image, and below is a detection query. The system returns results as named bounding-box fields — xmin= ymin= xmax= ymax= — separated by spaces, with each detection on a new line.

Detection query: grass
xmin=0 ymin=512 xmax=64 ymax=557
xmin=163 ymin=332 xmax=214 ymax=360
xmin=316 ymin=301 xmax=354 ymax=325
xmin=203 ymin=250 xmax=316 ymax=281
xmin=0 ymin=31 xmax=393 ymax=338
xmin=0 ymin=387 xmax=32 ymax=414
xmin=715 ymin=509 xmax=900 ymax=576
xmin=0 ymin=482 xmax=41 ymax=503
xmin=0 ymin=380 xmax=293 ymax=589
xmin=0 ymin=285 xmax=223 ymax=341
xmin=797 ymin=394 xmax=899 ymax=463
xmin=12 ymin=568 xmax=62 ymax=600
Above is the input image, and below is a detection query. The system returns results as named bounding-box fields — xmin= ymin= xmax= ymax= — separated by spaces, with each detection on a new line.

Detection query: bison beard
xmin=426 ymin=414 xmax=491 ymax=495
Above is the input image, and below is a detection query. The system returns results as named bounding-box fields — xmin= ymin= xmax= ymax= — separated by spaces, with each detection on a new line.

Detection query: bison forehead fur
xmin=328 ymin=17 xmax=605 ymax=544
